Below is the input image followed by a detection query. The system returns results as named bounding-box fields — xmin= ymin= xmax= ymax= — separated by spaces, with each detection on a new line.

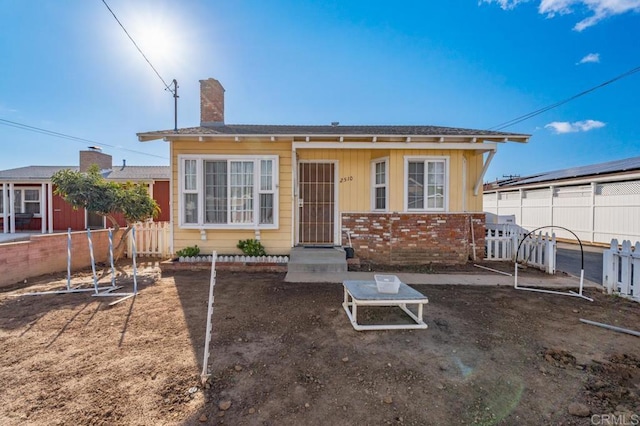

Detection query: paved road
xmin=555 ymin=243 xmax=604 ymax=284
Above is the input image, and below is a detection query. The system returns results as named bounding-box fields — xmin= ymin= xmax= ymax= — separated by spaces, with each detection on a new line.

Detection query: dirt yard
xmin=0 ymin=262 xmax=638 ymax=425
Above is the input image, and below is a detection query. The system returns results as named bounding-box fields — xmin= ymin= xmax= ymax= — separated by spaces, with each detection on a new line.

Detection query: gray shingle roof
xmin=496 ymin=156 xmax=640 ymax=187
xmin=138 ymin=124 xmax=530 ymax=139
xmin=0 ymin=166 xmax=170 ymax=181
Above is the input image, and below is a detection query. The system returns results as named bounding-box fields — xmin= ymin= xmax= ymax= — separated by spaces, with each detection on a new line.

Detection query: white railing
xmin=602 ymin=239 xmax=639 ymax=302
xmin=127 ymin=221 xmax=171 ymax=257
xmin=485 ymin=224 xmax=556 ymax=274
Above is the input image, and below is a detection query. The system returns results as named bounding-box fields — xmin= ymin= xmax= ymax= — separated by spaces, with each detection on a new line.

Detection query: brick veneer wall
xmin=342 ymin=213 xmax=485 ymax=265
xmin=0 ymin=229 xmax=124 ymax=288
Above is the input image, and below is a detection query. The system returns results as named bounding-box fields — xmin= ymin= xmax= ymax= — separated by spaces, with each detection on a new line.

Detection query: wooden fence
xmin=485 ymin=224 xmax=556 ymax=274
xmin=127 ymin=221 xmax=171 ymax=258
xmin=602 ymin=239 xmax=639 ymax=302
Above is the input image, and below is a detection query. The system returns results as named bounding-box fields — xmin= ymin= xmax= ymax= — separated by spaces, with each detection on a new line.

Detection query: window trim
xmin=13 ymin=187 xmax=42 ymax=217
xmin=403 ymin=156 xmax=449 ymax=212
xmin=370 ymin=157 xmax=389 ymax=212
xmin=178 ymin=155 xmax=279 ymax=230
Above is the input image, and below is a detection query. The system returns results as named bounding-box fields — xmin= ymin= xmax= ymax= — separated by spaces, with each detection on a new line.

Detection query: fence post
xmin=602 ymin=239 xmax=617 ymax=294
xmin=632 ymin=242 xmax=640 ymax=300
xmin=619 ymin=240 xmax=632 ymax=296
xmin=546 ymin=232 xmax=556 ymax=274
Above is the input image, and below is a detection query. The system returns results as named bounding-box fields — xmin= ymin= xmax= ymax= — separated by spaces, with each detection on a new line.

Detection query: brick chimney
xmin=200 ymin=78 xmax=225 ymax=126
xmin=79 ymin=147 xmax=112 ymax=172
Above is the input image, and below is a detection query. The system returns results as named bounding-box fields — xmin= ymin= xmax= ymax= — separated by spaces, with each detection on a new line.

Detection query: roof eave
xmin=138 ymin=132 xmax=530 ymax=143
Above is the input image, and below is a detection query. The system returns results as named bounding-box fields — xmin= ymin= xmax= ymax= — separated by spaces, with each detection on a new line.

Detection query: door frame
xmin=295 ymin=160 xmax=339 ymax=246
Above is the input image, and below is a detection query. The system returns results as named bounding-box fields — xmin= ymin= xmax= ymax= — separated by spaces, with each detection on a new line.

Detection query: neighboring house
xmin=484 ymin=156 xmax=640 ymax=244
xmin=0 ymin=149 xmax=170 ymax=234
xmin=138 ymin=78 xmax=529 ymax=264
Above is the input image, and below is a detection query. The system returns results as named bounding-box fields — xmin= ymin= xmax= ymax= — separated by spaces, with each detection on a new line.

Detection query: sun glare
xmin=111 ymin=3 xmax=197 ymax=79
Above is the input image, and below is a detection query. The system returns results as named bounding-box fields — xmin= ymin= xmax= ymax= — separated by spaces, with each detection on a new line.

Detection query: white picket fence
xmin=602 ymin=239 xmax=639 ymax=302
xmin=127 ymin=221 xmax=171 ymax=258
xmin=485 ymin=224 xmax=556 ymax=274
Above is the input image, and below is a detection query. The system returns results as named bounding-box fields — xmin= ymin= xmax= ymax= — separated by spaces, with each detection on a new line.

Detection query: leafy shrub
xmin=237 ymin=239 xmax=266 ymax=257
xmin=176 ymin=245 xmax=200 ymax=257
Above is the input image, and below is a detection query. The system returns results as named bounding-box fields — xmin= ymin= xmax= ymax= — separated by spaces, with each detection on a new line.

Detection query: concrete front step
xmin=287 ymin=246 xmax=348 ymax=273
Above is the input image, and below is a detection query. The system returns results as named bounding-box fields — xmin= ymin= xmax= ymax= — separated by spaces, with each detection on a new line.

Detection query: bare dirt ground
xmin=0 ymin=261 xmax=638 ymax=425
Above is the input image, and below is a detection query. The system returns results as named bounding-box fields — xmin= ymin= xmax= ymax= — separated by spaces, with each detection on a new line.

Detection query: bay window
xmin=179 ymin=155 xmax=278 ymax=228
xmin=404 ymin=157 xmax=448 ymax=211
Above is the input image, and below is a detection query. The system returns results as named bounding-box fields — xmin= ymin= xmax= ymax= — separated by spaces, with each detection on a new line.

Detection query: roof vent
xmin=331 ymin=121 xmax=339 ymax=127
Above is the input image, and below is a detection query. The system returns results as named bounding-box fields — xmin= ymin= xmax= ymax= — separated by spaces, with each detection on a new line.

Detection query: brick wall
xmin=341 ymin=213 xmax=485 ymax=265
xmin=0 ymin=229 xmax=124 ymax=288
xmin=79 ymin=150 xmax=112 ymax=172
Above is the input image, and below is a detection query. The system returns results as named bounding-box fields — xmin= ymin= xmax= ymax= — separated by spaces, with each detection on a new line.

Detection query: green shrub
xmin=237 ymin=239 xmax=266 ymax=257
xmin=176 ymin=245 xmax=200 ymax=257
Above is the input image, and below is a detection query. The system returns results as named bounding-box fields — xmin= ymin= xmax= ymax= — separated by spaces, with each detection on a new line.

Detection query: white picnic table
xmin=342 ymin=280 xmax=429 ymax=331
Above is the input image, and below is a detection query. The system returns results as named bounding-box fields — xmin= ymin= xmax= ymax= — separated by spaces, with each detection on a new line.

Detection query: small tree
xmin=52 ymin=165 xmax=160 ymax=258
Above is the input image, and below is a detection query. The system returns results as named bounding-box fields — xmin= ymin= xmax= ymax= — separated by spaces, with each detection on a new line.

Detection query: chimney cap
xmin=88 ymin=146 xmax=102 ymax=152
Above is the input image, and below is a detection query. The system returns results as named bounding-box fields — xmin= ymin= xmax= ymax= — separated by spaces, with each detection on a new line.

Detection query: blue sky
xmin=1 ymin=0 xmax=639 ymax=181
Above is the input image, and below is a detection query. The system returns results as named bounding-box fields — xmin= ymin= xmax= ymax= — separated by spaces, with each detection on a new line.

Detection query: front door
xmin=298 ymin=162 xmax=335 ymax=245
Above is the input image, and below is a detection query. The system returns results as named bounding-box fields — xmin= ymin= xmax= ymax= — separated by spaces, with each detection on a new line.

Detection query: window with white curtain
xmin=12 ymin=188 xmax=41 ymax=216
xmin=179 ymin=155 xmax=278 ymax=229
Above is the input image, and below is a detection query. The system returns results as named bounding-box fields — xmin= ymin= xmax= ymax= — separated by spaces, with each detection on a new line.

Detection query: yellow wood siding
xmin=296 ymin=148 xmax=484 ymax=213
xmin=170 ymin=141 xmax=487 ymax=254
xmin=172 ymin=140 xmax=293 ymax=255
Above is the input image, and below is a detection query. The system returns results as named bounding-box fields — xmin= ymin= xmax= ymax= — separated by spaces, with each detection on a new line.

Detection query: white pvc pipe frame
xmin=513 ymin=226 xmax=594 ymax=302
xmin=90 ymin=227 xmax=138 ymax=306
xmin=201 ymin=251 xmax=217 ymax=384
xmin=19 ymin=228 xmax=118 ymax=296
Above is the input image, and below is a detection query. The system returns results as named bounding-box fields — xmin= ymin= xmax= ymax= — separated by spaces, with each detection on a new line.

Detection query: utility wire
xmin=101 ymin=0 xmax=175 ymax=94
xmin=0 ymin=118 xmax=168 ymax=160
xmin=490 ymin=64 xmax=640 ymax=131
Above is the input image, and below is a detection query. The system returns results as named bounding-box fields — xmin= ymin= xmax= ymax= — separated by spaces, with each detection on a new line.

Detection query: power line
xmin=101 ymin=0 xmax=175 ymax=94
xmin=490 ymin=64 xmax=640 ymax=131
xmin=0 ymin=118 xmax=168 ymax=160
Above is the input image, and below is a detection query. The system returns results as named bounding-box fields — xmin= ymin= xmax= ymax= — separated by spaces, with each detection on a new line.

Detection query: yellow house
xmin=138 ymin=78 xmax=529 ymax=264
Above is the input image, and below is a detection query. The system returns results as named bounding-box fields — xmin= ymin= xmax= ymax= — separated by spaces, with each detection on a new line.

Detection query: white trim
xmin=9 ymin=183 xmax=15 ymax=233
xmin=370 ymin=157 xmax=389 ymax=212
xmin=292 ymin=141 xmax=499 ymax=151
xmin=12 ymin=186 xmax=44 ymax=218
xmin=177 ymin=154 xmax=280 ymax=230
xmin=403 ymin=156 xmax=449 ymax=212
xmin=291 ymin=147 xmax=297 ymax=248
xmin=1 ymin=183 xmax=7 ymax=233
xmin=142 ymin=133 xmax=529 ymax=144
xmin=474 ymin=150 xmax=495 ymax=196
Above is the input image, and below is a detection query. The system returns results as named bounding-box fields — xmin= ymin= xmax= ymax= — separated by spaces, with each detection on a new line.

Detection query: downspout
xmin=473 ymin=149 xmax=496 ymax=196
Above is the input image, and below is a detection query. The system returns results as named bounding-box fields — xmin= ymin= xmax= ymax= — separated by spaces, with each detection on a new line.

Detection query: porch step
xmin=287 ymin=246 xmax=348 ymax=273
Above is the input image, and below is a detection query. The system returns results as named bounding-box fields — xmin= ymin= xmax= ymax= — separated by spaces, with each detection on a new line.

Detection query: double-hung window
xmin=180 ymin=155 xmax=278 ymax=228
xmin=404 ymin=157 xmax=448 ymax=211
xmin=371 ymin=158 xmax=388 ymax=211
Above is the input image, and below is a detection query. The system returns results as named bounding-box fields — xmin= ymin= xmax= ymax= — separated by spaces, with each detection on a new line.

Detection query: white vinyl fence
xmin=127 ymin=221 xmax=171 ymax=257
xmin=602 ymin=239 xmax=639 ymax=302
xmin=485 ymin=224 xmax=556 ymax=274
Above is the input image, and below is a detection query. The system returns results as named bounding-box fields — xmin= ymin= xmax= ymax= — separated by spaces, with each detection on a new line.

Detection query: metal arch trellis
xmin=514 ymin=225 xmax=593 ymax=302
